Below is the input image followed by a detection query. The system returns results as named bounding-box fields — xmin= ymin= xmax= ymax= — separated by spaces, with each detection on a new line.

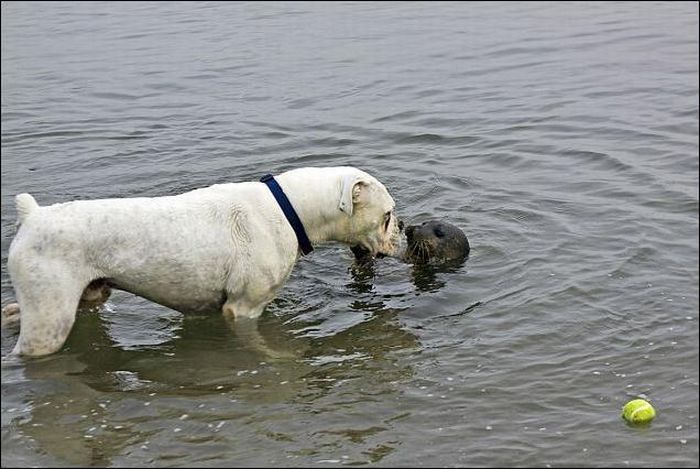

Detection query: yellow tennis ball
xmin=622 ymin=399 xmax=656 ymax=424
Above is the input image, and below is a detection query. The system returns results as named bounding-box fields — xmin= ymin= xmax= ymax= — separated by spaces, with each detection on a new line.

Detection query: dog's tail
xmin=16 ymin=193 xmax=39 ymax=224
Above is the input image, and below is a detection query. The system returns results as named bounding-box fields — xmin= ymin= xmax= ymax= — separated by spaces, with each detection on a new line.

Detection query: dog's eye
xmin=434 ymin=226 xmax=445 ymax=238
xmin=384 ymin=211 xmax=391 ymax=230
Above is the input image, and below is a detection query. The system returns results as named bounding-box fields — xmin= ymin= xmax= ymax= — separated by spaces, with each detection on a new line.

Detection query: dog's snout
xmin=398 ymin=219 xmax=404 ymax=232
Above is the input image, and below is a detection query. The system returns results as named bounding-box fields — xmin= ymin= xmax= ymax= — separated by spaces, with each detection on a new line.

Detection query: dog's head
xmin=338 ymin=170 xmax=405 ymax=259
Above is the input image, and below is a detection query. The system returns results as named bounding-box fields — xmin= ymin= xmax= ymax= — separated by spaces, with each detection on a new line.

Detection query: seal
xmin=404 ymin=219 xmax=469 ymax=263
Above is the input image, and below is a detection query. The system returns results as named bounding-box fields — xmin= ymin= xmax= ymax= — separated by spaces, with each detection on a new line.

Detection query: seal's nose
xmin=405 ymin=225 xmax=414 ymax=241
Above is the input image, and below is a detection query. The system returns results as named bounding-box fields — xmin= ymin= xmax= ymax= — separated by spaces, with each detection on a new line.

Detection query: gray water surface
xmin=1 ymin=2 xmax=698 ymax=467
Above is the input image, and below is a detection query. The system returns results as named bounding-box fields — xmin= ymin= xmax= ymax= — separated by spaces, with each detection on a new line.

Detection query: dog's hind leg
xmin=9 ymin=261 xmax=89 ymax=357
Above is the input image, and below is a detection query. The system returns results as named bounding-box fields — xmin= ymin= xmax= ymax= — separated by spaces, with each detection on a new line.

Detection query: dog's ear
xmin=339 ymin=174 xmax=370 ymax=216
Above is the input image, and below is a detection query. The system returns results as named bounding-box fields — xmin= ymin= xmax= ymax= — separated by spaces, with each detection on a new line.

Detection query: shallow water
xmin=1 ymin=2 xmax=698 ymax=467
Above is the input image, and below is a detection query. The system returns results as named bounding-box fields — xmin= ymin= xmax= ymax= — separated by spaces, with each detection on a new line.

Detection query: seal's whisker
xmin=413 ymin=240 xmax=423 ymax=259
xmin=418 ymin=240 xmax=429 ymax=261
xmin=408 ymin=239 xmax=420 ymax=259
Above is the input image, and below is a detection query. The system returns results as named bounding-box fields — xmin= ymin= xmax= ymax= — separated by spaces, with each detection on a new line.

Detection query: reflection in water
xmin=5 ymin=261 xmax=439 ymax=466
xmin=409 ymin=258 xmax=469 ymax=293
xmin=350 ymin=252 xmax=469 ymax=294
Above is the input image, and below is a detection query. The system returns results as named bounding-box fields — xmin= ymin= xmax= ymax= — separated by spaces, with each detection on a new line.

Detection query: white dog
xmin=3 ymin=166 xmax=405 ymax=357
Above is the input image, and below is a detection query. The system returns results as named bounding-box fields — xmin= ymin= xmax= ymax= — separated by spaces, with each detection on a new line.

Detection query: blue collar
xmin=260 ymin=174 xmax=314 ymax=256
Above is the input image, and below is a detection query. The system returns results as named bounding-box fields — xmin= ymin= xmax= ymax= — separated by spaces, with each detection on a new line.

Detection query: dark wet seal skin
xmin=404 ymin=219 xmax=470 ymax=263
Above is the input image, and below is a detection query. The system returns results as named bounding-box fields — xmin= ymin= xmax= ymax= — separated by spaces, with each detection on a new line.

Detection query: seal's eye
xmin=434 ymin=226 xmax=445 ymax=238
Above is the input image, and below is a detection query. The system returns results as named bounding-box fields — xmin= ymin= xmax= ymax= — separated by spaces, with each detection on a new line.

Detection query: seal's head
xmin=404 ymin=220 xmax=469 ymax=263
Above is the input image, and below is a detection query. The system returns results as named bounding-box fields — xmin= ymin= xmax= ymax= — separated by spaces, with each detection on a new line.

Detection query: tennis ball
xmin=622 ymin=399 xmax=656 ymax=424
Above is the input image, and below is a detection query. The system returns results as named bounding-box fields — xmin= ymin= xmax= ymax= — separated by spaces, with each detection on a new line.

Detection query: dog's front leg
xmin=221 ymin=299 xmax=296 ymax=359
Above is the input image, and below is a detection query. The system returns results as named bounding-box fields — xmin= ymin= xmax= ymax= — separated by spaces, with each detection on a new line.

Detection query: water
xmin=1 ymin=1 xmax=698 ymax=467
